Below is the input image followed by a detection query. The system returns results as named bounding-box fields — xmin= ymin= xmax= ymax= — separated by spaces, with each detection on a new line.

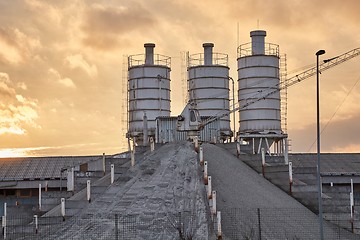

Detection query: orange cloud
xmin=81 ymin=3 xmax=156 ymax=50
xmin=65 ymin=54 xmax=98 ymax=78
xmin=48 ymin=68 xmax=76 ymax=88
xmin=0 ymin=72 xmax=39 ymax=135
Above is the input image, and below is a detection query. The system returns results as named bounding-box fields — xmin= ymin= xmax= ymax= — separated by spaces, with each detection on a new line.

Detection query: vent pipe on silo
xmin=144 ymin=43 xmax=155 ymax=65
xmin=250 ymin=30 xmax=266 ymax=55
xmin=203 ymin=43 xmax=214 ymax=65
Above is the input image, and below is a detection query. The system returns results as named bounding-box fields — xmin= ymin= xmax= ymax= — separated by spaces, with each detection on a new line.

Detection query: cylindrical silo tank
xmin=188 ymin=43 xmax=232 ymax=140
xmin=128 ymin=43 xmax=171 ymax=144
xmin=237 ymin=30 xmax=282 ymax=134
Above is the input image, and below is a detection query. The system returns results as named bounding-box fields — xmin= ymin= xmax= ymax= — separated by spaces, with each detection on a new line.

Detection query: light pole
xmin=316 ymin=49 xmax=325 ymax=240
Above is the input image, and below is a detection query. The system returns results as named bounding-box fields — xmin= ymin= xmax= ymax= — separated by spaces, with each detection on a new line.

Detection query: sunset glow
xmin=0 ymin=0 xmax=359 ymax=156
xmin=0 ymin=148 xmax=27 ymax=158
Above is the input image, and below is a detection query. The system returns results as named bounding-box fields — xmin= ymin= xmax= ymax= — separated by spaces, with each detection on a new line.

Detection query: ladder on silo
xmin=121 ymin=55 xmax=129 ymax=138
xmin=280 ymin=54 xmax=288 ymax=134
xmin=181 ymin=51 xmax=189 ymax=104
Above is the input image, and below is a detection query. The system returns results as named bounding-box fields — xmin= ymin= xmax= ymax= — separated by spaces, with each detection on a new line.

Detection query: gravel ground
xmin=203 ymin=143 xmax=359 ymax=240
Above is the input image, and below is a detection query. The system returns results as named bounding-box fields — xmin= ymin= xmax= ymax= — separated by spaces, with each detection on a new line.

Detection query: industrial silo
xmin=237 ymin=30 xmax=281 ymax=134
xmin=127 ymin=43 xmax=171 ymax=145
xmin=237 ymin=30 xmax=288 ymax=157
xmin=187 ymin=43 xmax=232 ymax=141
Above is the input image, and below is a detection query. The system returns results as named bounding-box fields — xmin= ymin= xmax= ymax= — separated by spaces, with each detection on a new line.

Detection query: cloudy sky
xmin=0 ymin=0 xmax=359 ymax=157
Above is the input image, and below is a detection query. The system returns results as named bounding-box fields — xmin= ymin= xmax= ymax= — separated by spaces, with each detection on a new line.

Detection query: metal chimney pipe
xmin=144 ymin=43 xmax=155 ymax=65
xmin=203 ymin=43 xmax=214 ymax=65
xmin=250 ymin=30 xmax=266 ymax=55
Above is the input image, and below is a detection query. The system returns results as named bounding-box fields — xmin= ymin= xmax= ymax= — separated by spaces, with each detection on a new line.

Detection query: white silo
xmin=237 ymin=30 xmax=288 ymax=157
xmin=238 ymin=30 xmax=281 ymax=134
xmin=188 ymin=43 xmax=232 ymax=141
xmin=127 ymin=43 xmax=171 ymax=145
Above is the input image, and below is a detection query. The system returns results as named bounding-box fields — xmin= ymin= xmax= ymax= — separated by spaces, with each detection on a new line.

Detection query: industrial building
xmin=0 ymin=29 xmax=360 ymax=239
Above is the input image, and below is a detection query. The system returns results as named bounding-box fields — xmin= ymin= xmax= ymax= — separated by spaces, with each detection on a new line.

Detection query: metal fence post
xmin=61 ymin=198 xmax=65 ymax=221
xmin=34 ymin=215 xmax=38 ymax=234
xmin=204 ymin=161 xmax=208 ymax=184
xmin=131 ymin=150 xmax=135 ymax=167
xmin=199 ymin=145 xmax=204 ymax=165
xmin=111 ymin=164 xmax=115 ymax=184
xmin=261 ymin=148 xmax=265 ymax=177
xmin=217 ymin=211 xmax=222 ymax=239
xmin=289 ymin=161 xmax=293 ymax=195
xmin=257 ymin=208 xmax=262 ymax=240
xmin=115 ymin=214 xmax=119 ymax=240
xmin=3 ymin=202 xmax=6 ymax=240
xmin=87 ymin=180 xmax=91 ymax=203
xmin=102 ymin=153 xmax=106 ymax=175
xmin=208 ymin=176 xmax=212 ymax=199
xmin=39 ymin=183 xmax=42 ymax=211
xmin=2 ymin=216 xmax=6 ymax=240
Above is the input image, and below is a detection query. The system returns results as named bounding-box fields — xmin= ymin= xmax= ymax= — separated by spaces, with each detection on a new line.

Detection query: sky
xmin=0 ymin=0 xmax=359 ymax=157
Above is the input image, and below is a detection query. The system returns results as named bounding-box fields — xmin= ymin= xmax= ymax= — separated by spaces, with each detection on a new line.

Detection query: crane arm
xmin=281 ymin=48 xmax=360 ymax=89
xmin=200 ymin=47 xmax=360 ymax=128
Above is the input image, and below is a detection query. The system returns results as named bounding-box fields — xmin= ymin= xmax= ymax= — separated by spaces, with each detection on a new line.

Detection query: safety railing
xmin=187 ymin=52 xmax=228 ymax=67
xmin=237 ymin=42 xmax=280 ymax=58
xmin=128 ymin=54 xmax=171 ymax=68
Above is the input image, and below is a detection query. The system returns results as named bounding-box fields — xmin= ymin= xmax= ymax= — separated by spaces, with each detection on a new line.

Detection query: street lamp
xmin=316 ymin=49 xmax=325 ymax=240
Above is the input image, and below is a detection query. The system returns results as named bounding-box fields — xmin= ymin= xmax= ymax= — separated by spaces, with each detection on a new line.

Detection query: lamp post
xmin=316 ymin=49 xmax=325 ymax=240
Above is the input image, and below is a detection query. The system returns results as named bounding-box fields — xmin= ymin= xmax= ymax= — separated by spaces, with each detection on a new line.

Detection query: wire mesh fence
xmin=219 ymin=208 xmax=360 ymax=240
xmin=0 ymin=210 xmax=214 ymax=240
xmin=0 ymin=208 xmax=360 ymax=239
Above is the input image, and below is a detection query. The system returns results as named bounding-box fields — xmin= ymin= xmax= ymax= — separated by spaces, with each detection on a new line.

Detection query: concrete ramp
xmin=203 ymin=143 xmax=358 ymax=239
xmin=42 ymin=142 xmax=211 ymax=240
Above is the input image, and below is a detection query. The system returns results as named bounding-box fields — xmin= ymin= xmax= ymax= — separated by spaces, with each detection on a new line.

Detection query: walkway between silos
xmin=41 ymin=142 xmax=210 ymax=240
xmin=203 ymin=143 xmax=358 ymax=239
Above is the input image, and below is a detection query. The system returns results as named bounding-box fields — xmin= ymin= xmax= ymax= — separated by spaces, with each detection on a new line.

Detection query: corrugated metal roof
xmin=290 ymin=153 xmax=360 ymax=175
xmin=0 ymin=156 xmax=102 ymax=181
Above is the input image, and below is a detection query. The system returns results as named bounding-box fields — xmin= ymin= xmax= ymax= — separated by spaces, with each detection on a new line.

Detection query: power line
xmin=306 ymin=74 xmax=360 ymax=152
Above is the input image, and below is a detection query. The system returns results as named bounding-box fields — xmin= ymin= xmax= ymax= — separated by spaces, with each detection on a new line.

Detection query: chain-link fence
xmin=219 ymin=208 xmax=360 ymax=240
xmin=0 ymin=210 xmax=214 ymax=240
xmin=1 ymin=208 xmax=360 ymax=239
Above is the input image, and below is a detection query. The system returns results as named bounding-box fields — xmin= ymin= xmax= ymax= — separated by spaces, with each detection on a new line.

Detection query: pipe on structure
xmin=131 ymin=150 xmax=135 ymax=167
xmin=144 ymin=43 xmax=155 ymax=65
xmin=194 ymin=137 xmax=199 ymax=152
xmin=250 ymin=30 xmax=266 ymax=55
xmin=203 ymin=43 xmax=214 ymax=65
xmin=143 ymin=112 xmax=148 ymax=147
